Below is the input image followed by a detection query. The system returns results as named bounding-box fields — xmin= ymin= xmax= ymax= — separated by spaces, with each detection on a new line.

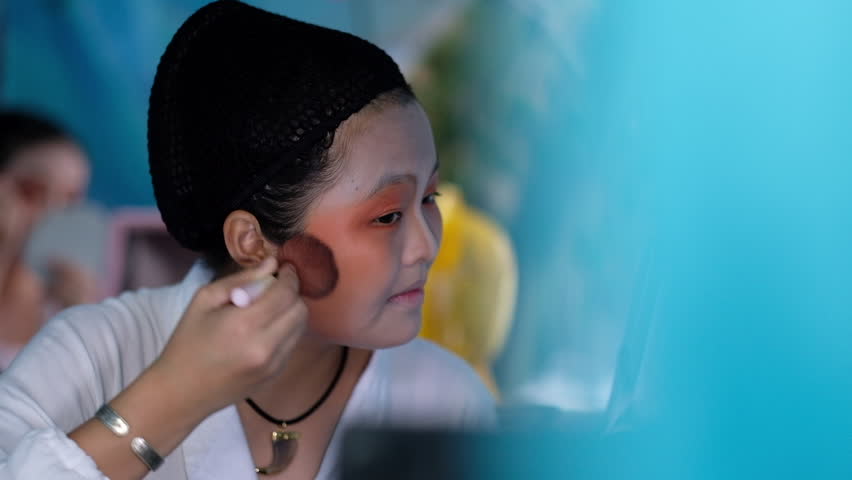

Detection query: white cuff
xmin=3 ymin=428 xmax=108 ymax=479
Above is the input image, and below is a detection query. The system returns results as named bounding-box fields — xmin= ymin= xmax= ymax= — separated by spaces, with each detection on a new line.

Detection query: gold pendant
xmin=255 ymin=427 xmax=300 ymax=475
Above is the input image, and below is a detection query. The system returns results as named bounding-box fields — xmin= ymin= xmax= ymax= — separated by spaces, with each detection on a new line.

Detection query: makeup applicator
xmin=230 ymin=233 xmax=339 ymax=306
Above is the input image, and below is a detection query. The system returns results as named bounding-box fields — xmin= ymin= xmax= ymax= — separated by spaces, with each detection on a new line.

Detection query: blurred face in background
xmin=8 ymin=140 xmax=90 ymax=226
xmin=1 ymin=139 xmax=97 ymax=307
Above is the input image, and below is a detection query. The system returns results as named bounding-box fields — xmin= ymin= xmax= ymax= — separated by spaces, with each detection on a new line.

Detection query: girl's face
xmin=296 ymin=101 xmax=442 ymax=349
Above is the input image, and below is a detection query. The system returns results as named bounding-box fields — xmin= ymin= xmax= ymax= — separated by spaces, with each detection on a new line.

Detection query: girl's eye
xmin=423 ymin=191 xmax=442 ymax=205
xmin=374 ymin=211 xmax=402 ymax=225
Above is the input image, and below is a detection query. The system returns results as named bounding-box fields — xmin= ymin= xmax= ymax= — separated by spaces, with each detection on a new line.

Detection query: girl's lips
xmin=388 ymin=287 xmax=425 ymax=306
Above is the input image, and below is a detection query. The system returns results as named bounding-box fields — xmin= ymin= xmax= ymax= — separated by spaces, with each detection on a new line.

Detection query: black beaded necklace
xmin=246 ymin=346 xmax=349 ymax=475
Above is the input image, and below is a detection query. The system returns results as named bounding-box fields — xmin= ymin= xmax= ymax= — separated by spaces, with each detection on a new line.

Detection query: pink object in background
xmin=104 ymin=208 xmax=199 ymax=297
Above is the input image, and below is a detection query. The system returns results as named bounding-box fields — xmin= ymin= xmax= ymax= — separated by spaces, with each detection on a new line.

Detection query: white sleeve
xmin=0 ymin=429 xmax=107 ymax=479
xmin=452 ymin=365 xmax=498 ymax=429
xmin=417 ymin=339 xmax=498 ymax=429
xmin=385 ymin=339 xmax=499 ymax=429
xmin=0 ymin=306 xmax=116 ymax=480
xmin=459 ymin=377 xmax=498 ymax=429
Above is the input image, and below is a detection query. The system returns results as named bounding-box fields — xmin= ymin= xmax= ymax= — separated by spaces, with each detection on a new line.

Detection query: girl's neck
xmin=237 ymin=339 xmax=374 ymax=480
xmin=246 ymin=337 xmax=362 ymax=420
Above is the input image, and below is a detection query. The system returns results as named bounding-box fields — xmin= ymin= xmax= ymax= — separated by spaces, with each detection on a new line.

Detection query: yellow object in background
xmin=421 ymin=183 xmax=518 ymax=398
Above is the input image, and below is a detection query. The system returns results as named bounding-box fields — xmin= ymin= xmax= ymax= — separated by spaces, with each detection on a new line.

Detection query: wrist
xmin=139 ymin=361 xmax=219 ymax=425
xmin=106 ymin=364 xmax=213 ymax=456
xmin=68 ymin=366 xmax=216 ymax=480
xmin=94 ymin=405 xmax=165 ymax=472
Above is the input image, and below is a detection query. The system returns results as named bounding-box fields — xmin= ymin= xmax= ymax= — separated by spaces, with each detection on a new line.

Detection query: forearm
xmin=69 ymin=365 xmax=212 ymax=480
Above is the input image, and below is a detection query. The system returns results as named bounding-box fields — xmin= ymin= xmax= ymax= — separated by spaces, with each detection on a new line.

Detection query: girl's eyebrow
xmin=366 ymin=173 xmax=416 ymax=200
xmin=364 ymin=157 xmax=439 ymax=200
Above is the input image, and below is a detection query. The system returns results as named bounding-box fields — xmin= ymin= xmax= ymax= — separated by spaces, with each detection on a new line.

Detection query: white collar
xmin=182 ymin=405 xmax=257 ymax=480
xmin=163 ymin=261 xmax=214 ymax=335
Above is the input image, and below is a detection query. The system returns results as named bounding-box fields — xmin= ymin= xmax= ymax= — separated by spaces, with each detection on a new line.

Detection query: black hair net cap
xmin=148 ymin=0 xmax=410 ymax=251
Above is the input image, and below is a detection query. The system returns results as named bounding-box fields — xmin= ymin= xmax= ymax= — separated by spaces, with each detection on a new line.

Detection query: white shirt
xmin=0 ymin=263 xmax=496 ymax=479
xmin=0 ymin=342 xmax=20 ymax=373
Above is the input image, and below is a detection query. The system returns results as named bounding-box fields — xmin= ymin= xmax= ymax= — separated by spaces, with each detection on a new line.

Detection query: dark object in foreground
xmin=340 ymin=424 xmax=666 ymax=480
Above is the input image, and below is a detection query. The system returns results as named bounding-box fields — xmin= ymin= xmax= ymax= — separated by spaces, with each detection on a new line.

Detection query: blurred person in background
xmin=0 ymin=110 xmax=99 ymax=371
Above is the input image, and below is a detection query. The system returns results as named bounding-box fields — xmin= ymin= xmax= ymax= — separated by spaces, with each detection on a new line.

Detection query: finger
xmin=230 ymin=276 xmax=275 ymax=308
xmin=263 ymin=295 xmax=307 ymax=337
xmin=276 ymin=262 xmax=300 ymax=291
xmin=231 ymin=262 xmax=300 ymax=309
xmin=243 ymin=266 xmax=302 ymax=325
xmin=195 ymin=257 xmax=279 ymax=308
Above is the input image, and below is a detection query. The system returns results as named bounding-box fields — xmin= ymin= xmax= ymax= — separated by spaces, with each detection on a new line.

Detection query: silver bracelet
xmin=94 ymin=404 xmax=165 ymax=472
xmin=94 ymin=405 xmax=130 ymax=436
xmin=130 ymin=437 xmax=165 ymax=471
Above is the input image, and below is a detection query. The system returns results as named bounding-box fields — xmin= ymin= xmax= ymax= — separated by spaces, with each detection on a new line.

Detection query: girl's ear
xmin=222 ymin=210 xmax=276 ymax=268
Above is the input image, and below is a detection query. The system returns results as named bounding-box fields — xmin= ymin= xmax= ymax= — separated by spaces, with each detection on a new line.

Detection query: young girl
xmin=0 ymin=1 xmax=496 ymax=479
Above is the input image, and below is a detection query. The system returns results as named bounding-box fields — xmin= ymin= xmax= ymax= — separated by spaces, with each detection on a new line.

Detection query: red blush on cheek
xmin=277 ymin=234 xmax=339 ymax=299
